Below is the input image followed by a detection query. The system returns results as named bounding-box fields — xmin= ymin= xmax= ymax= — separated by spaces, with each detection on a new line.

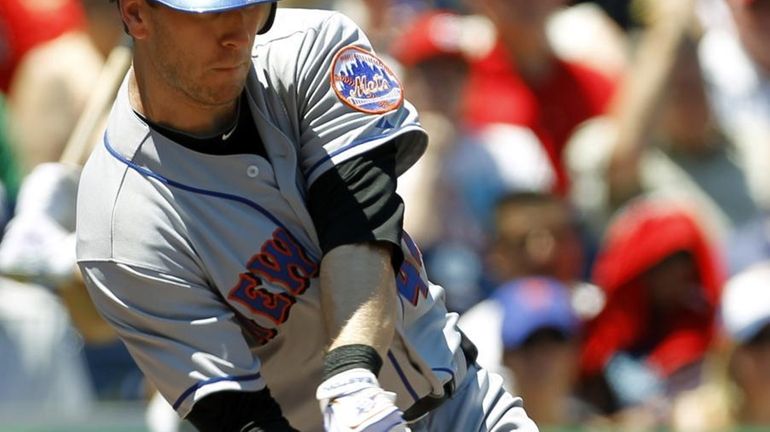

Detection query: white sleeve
xmin=293 ymin=12 xmax=428 ymax=185
xmin=79 ymin=260 xmax=266 ymax=418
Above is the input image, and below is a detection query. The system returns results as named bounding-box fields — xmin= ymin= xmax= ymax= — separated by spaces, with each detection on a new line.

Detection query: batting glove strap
xmin=316 ymin=368 xmax=409 ymax=432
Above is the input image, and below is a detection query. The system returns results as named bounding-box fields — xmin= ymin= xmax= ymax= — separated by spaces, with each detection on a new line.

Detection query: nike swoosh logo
xmin=222 ymin=126 xmax=236 ymax=140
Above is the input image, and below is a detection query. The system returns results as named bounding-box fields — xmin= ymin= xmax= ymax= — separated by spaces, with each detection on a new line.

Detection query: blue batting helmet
xmin=149 ymin=0 xmax=279 ymax=33
xmin=151 ymin=0 xmax=278 ymax=13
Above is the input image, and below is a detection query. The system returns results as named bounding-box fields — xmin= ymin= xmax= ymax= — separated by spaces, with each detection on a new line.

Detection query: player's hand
xmin=316 ymin=368 xmax=410 ymax=432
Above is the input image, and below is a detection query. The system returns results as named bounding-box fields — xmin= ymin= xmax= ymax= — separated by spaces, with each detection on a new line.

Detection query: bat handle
xmin=58 ymin=37 xmax=133 ymax=167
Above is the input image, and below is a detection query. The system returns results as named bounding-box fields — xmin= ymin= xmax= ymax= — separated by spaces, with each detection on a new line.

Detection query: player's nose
xmin=218 ymin=8 xmax=259 ymax=49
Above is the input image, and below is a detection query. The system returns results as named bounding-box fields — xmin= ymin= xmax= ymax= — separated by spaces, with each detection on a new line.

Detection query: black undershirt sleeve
xmin=308 ymin=142 xmax=405 ymax=271
xmin=186 ymin=388 xmax=298 ymax=432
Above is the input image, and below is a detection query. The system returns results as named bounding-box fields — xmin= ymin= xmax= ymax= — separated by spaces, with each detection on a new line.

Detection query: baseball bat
xmin=50 ymin=39 xmax=132 ymax=344
xmin=58 ymin=37 xmax=132 ymax=166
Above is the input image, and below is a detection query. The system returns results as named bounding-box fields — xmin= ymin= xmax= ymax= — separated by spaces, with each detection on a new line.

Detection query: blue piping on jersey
xmin=172 ymin=372 xmax=263 ymax=410
xmin=305 ymin=123 xmax=421 ymax=180
xmin=387 ymin=350 xmax=419 ymax=402
xmin=431 ymin=367 xmax=455 ymax=383
xmin=103 ymin=133 xmax=319 ymax=263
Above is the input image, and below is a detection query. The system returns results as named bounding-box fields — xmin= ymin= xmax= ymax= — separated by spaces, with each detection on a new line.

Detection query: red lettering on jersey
xmin=238 ymin=317 xmax=278 ymax=346
xmin=228 ymin=273 xmax=297 ymax=325
xmin=246 ymin=228 xmax=319 ymax=296
xmin=397 ymin=260 xmax=429 ymax=306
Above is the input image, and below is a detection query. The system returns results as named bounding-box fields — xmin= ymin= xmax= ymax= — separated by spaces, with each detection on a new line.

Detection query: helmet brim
xmin=152 ymin=0 xmax=278 ymax=14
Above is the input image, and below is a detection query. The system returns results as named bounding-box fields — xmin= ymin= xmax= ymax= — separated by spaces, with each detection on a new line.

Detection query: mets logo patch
xmin=330 ymin=46 xmax=404 ymax=114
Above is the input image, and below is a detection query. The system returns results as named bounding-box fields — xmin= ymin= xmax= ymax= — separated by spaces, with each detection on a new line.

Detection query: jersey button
xmin=247 ymin=165 xmax=260 ymax=178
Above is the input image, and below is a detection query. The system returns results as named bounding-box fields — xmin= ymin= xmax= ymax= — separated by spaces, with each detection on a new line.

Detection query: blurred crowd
xmin=2 ymin=0 xmax=770 ymax=431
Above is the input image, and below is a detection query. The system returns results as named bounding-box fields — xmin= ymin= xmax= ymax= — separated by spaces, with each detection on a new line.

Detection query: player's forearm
xmin=316 ymin=243 xmax=406 ymax=430
xmin=319 ymin=242 xmax=397 ymax=358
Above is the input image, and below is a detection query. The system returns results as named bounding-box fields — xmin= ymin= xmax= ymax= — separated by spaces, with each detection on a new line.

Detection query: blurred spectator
xmin=486 ymin=192 xmax=584 ymax=286
xmin=578 ymin=199 xmax=724 ymax=428
xmin=391 ymin=11 xmax=561 ymax=311
xmin=568 ymin=3 xmax=757 ymax=244
xmin=0 ymin=0 xmax=139 ymax=404
xmin=720 ymin=263 xmax=770 ymax=427
xmin=569 ymin=37 xmax=757 ymax=243
xmin=699 ymin=0 xmax=770 ymax=209
xmin=671 ymin=262 xmax=770 ymax=431
xmin=459 ymin=192 xmax=603 ymax=379
xmin=391 ymin=11 xmax=552 ymax=242
xmin=498 ymin=278 xmax=596 ymax=428
xmin=0 ymin=277 xmax=95 ymax=421
xmin=0 ymin=0 xmax=85 ymax=93
xmin=389 ymin=6 xmax=616 ymax=313
xmin=485 ymin=191 xmax=604 ymax=319
xmin=388 ymin=10 xmax=483 ymax=312
xmin=423 ymin=125 xmax=564 ymax=313
xmin=460 ymin=277 xmax=596 ymax=429
xmin=439 ymin=123 xmax=556 ymax=246
xmin=389 ymin=10 xmax=474 ymax=248
xmin=646 ymin=35 xmax=756 ymax=230
xmin=5 ymin=0 xmax=122 ymax=173
xmin=463 ymin=0 xmax=619 ymax=194
xmin=0 ymin=86 xmax=93 ymax=421
xmin=331 ymin=0 xmax=430 ymax=52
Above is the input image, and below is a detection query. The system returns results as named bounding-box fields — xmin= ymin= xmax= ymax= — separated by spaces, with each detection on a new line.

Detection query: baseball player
xmin=77 ymin=1 xmax=539 ymax=431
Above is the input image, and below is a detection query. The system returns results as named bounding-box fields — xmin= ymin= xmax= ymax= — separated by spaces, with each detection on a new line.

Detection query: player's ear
xmin=119 ymin=0 xmax=150 ymax=40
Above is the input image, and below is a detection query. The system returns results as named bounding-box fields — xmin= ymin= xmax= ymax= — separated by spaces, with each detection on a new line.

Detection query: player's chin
xmin=196 ymin=81 xmax=246 ymax=106
xmin=216 ymin=72 xmax=249 ymax=97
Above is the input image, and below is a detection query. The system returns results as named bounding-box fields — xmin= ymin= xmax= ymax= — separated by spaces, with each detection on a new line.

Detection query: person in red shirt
xmin=465 ymin=0 xmax=617 ymax=194
xmin=0 ymin=0 xmax=86 ymax=93
xmin=578 ymin=198 xmax=723 ymax=426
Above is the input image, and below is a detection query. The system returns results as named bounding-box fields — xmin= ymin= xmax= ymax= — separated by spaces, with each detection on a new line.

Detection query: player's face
xmin=136 ymin=2 xmax=272 ymax=107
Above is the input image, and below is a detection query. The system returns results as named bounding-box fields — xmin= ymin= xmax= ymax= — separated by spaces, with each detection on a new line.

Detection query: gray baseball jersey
xmin=77 ymin=9 xmax=469 ymax=431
